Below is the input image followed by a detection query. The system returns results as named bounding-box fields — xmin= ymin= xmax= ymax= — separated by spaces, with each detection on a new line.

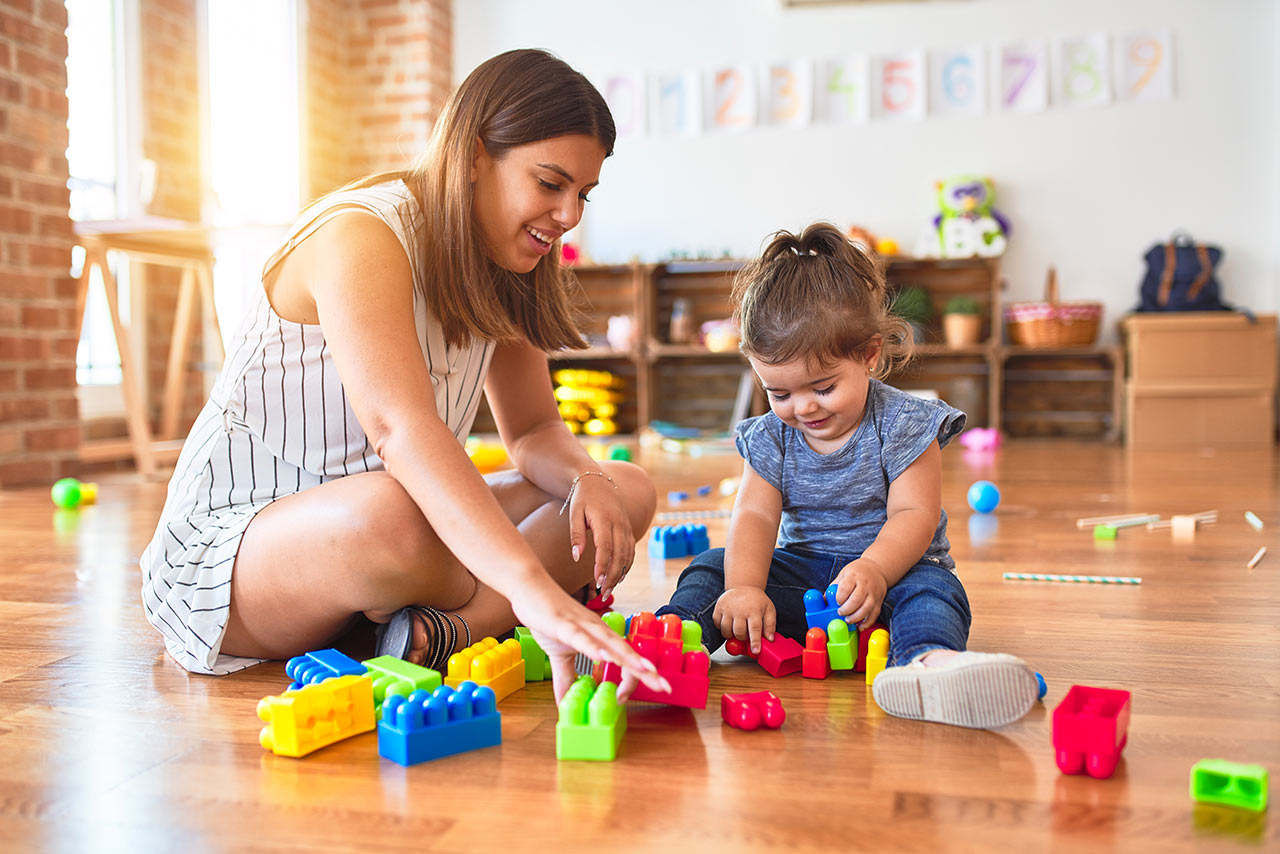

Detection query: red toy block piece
xmin=584 ymin=591 xmax=614 ymax=613
xmin=721 ymin=691 xmax=786 ymax=731
xmin=802 ymin=627 xmax=831 ymax=679
xmin=1052 ymin=684 xmax=1131 ymax=779
xmin=757 ymin=634 xmax=803 ymax=678
xmin=628 ymin=611 xmax=683 ymax=663
xmin=855 ymin=621 xmax=889 ymax=672
xmin=630 ymin=648 xmax=710 ymax=709
xmin=724 ymin=637 xmax=757 ymax=660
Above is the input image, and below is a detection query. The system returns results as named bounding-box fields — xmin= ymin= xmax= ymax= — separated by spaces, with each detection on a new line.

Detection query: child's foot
xmin=871 ymin=650 xmax=1038 ymax=729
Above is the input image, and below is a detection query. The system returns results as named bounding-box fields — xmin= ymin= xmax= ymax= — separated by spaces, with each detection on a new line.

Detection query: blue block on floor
xmin=285 ymin=648 xmax=367 ymax=691
xmin=803 ymin=583 xmax=843 ymax=632
xmin=377 ymin=681 xmax=501 ymax=766
xmin=685 ymin=523 xmax=710 ymax=554
xmin=649 ymin=525 xmax=689 ymax=559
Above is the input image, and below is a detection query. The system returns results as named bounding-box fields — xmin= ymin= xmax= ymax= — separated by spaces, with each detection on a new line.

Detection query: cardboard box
xmin=1121 ymin=313 xmax=1277 ymax=449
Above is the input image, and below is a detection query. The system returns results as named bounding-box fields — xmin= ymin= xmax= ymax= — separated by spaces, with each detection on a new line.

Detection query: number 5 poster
xmin=872 ymin=51 xmax=926 ymax=120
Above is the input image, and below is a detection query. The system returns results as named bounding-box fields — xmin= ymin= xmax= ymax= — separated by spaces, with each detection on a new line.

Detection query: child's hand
xmin=834 ymin=557 xmax=888 ymax=630
xmin=713 ymin=587 xmax=776 ymax=655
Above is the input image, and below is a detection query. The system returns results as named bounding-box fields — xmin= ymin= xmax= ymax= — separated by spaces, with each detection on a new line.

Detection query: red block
xmin=1052 ymin=685 xmax=1131 ymax=779
xmin=855 ymin=621 xmax=888 ymax=672
xmin=756 ymin=634 xmax=803 ymax=678
xmin=721 ymin=691 xmax=786 ymax=731
xmin=629 ymin=649 xmax=710 ymax=709
xmin=584 ymin=591 xmax=614 ymax=613
xmin=628 ymin=612 xmax=684 ymax=661
xmin=802 ymin=627 xmax=831 ymax=679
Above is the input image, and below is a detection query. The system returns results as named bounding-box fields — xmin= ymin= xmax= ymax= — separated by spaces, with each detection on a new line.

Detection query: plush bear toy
xmin=930 ymin=176 xmax=1010 ymax=258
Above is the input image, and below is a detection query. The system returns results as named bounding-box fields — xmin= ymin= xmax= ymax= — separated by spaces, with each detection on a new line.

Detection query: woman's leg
xmin=221 ymin=461 xmax=655 ymax=662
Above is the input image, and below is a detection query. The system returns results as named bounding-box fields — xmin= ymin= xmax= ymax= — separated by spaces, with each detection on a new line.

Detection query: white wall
xmin=455 ymin=0 xmax=1278 ymax=342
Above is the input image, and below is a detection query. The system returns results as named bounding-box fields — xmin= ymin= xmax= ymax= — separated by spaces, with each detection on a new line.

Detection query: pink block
xmin=721 ymin=690 xmax=786 ymax=731
xmin=1052 ymin=684 xmax=1131 ymax=779
xmin=630 ymin=649 xmax=710 ymax=709
xmin=756 ymin=634 xmax=803 ymax=678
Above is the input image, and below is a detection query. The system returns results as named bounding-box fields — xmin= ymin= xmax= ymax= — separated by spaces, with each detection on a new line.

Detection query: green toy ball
xmin=51 ymin=477 xmax=82 ymax=509
xmin=607 ymin=444 xmax=632 ymax=462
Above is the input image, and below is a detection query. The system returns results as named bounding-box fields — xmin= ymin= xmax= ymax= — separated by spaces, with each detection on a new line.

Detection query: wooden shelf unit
xmin=472 ymin=257 xmax=1123 ymax=439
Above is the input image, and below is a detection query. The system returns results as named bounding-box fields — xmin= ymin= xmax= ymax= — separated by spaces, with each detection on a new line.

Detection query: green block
xmin=1191 ymin=759 xmax=1268 ymax=812
xmin=602 ymin=611 xmax=626 ymax=637
xmin=556 ymin=676 xmax=626 ymax=761
xmin=1093 ymin=524 xmax=1118 ymax=540
xmin=361 ymin=655 xmax=441 ymax=712
xmin=681 ymin=619 xmax=703 ymax=654
xmin=827 ymin=619 xmax=856 ymax=671
xmin=514 ymin=626 xmax=551 ymax=681
xmin=607 ymin=444 xmax=632 ymax=462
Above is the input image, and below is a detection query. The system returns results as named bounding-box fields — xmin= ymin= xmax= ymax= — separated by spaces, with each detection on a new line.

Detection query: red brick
xmin=16 ymin=241 xmax=69 ymax=269
xmin=0 ymin=272 xmax=49 ymax=299
xmin=0 ymin=302 xmax=17 ymax=325
xmin=17 ymin=178 xmax=67 ymax=207
xmin=49 ymin=394 xmax=77 ymax=419
xmin=0 ymin=42 xmax=10 ymax=70
xmin=20 ymin=304 xmax=58 ymax=328
xmin=0 ymin=396 xmax=49 ymax=422
xmin=0 ymin=428 xmax=20 ymax=454
xmin=0 ymin=10 xmax=41 ymax=43
xmin=15 ymin=48 xmax=62 ymax=84
xmin=25 ymin=425 xmax=79 ymax=452
xmin=37 ymin=0 xmax=66 ymax=29
xmin=22 ymin=365 xmax=74 ymax=390
xmin=0 ymin=367 xmax=16 ymax=391
xmin=0 ymin=457 xmax=54 ymax=486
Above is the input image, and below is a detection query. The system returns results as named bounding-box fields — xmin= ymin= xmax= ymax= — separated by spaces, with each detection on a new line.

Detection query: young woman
xmin=140 ymin=49 xmax=667 ymax=701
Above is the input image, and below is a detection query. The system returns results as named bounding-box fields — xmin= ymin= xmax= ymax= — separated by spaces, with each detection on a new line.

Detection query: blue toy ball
xmin=967 ymin=480 xmax=1001 ymax=513
xmin=1035 ymin=672 xmax=1047 ymax=701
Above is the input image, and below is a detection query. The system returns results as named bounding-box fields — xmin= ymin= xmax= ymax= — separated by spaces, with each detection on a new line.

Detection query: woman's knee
xmin=601 ymin=460 xmax=657 ymax=533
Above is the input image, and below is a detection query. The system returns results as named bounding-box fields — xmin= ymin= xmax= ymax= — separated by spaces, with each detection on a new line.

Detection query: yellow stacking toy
xmin=257 ymin=674 xmax=376 ymax=758
xmin=552 ymin=368 xmax=623 ymax=435
xmin=444 ymin=637 xmax=526 ymax=702
xmin=865 ymin=629 xmax=889 ymax=684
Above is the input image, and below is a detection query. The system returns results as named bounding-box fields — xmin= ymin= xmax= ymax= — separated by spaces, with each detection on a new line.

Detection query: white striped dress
xmin=139 ymin=181 xmax=494 ymax=675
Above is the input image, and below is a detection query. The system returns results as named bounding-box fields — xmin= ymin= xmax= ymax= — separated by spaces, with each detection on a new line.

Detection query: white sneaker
xmin=871 ymin=651 xmax=1038 ymax=729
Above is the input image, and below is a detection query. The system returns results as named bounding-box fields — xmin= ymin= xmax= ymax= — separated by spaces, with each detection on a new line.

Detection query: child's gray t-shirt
xmin=734 ymin=379 xmax=966 ymax=571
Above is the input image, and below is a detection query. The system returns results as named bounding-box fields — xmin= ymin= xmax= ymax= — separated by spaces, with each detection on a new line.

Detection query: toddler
xmin=656 ymin=223 xmax=1038 ymax=728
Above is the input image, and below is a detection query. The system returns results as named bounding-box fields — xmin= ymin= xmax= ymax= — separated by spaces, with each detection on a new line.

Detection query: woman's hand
xmin=565 ymin=472 xmax=635 ymax=600
xmin=713 ymin=586 xmax=777 ymax=655
xmin=834 ymin=557 xmax=888 ymax=630
xmin=512 ymin=576 xmax=670 ymax=703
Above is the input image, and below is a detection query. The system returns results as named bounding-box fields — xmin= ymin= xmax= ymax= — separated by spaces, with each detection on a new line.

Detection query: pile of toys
xmin=553 ymin=368 xmax=623 ymax=436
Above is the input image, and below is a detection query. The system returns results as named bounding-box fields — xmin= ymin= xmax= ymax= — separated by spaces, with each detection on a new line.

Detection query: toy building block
xmin=855 ymin=621 xmax=889 ymax=672
xmin=721 ymin=691 xmax=786 ymax=731
xmin=803 ymin=583 xmax=842 ymax=632
xmin=361 ymin=655 xmax=442 ymax=714
xmin=826 ymin=619 xmax=856 ymax=670
xmin=258 ymin=673 xmax=376 ymax=758
xmin=629 ymin=644 xmax=710 ymax=709
xmin=444 ymin=637 xmax=526 ymax=702
xmin=601 ymin=611 xmax=685 ymax=684
xmin=864 ymin=629 xmax=889 ymax=685
xmin=684 ymin=523 xmax=710 ymax=554
xmin=1190 ymin=759 xmax=1268 ymax=812
xmin=584 ymin=591 xmax=614 ymax=613
xmin=697 ymin=485 xmax=713 ymax=496
xmin=756 ymin=634 xmax=803 ymax=677
xmin=1036 ymin=672 xmax=1047 ymax=701
xmin=681 ymin=619 xmax=703 ymax=654
xmin=514 ymin=627 xmax=551 ymax=682
xmin=1093 ymin=524 xmax=1118 ymax=540
xmin=667 ymin=490 xmax=689 ymax=504
xmin=377 ymin=681 xmax=501 ymax=766
xmin=646 ymin=523 xmax=711 ymax=559
xmin=285 ymin=648 xmax=366 ymax=690
xmin=802 ymin=628 xmax=831 ymax=679
xmin=1172 ymin=514 xmax=1198 ymax=540
xmin=1052 ymin=684 xmax=1132 ymax=779
xmin=556 ymin=676 xmax=627 ymax=761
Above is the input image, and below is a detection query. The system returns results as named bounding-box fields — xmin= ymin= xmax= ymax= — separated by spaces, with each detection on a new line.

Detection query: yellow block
xmin=257 ymin=674 xmax=375 ymax=758
xmin=445 ymin=637 xmax=527 ymax=702
xmin=864 ymin=629 xmax=889 ymax=685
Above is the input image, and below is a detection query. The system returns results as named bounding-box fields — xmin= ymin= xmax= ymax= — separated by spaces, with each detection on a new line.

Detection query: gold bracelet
xmin=559 ymin=470 xmax=617 ymax=515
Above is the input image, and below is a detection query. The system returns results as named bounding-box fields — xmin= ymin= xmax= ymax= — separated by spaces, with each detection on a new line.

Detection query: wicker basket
xmin=1005 ymin=267 xmax=1102 ymax=348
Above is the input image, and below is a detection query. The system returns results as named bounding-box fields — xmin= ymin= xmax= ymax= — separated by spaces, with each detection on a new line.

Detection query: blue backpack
xmin=1137 ymin=233 xmax=1228 ymax=312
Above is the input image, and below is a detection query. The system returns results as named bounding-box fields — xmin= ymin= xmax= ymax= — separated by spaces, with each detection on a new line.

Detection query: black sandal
xmin=374 ymin=605 xmax=471 ymax=672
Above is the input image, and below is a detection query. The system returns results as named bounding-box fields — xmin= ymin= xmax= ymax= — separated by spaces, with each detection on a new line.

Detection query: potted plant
xmin=942 ymin=295 xmax=984 ymax=347
xmin=890 ymin=286 xmax=933 ymax=343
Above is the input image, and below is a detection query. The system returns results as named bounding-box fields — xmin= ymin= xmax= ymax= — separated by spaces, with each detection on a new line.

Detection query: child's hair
xmin=731 ymin=222 xmax=913 ymax=378
xmin=326 ymin=49 xmax=615 ymax=351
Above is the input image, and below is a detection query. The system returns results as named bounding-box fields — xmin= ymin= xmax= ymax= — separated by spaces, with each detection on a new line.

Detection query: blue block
xmin=377 ymin=681 xmax=501 ymax=766
xmin=803 ymin=583 xmax=842 ymax=632
xmin=667 ymin=490 xmax=690 ymax=504
xmin=648 ymin=525 xmax=690 ymax=559
xmin=1035 ymin=672 xmax=1047 ymax=700
xmin=696 ymin=485 xmax=712 ymax=496
xmin=285 ymin=648 xmax=367 ymax=691
xmin=685 ymin=523 xmax=710 ymax=554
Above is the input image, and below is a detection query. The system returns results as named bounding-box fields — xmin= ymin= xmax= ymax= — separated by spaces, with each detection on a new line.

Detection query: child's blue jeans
xmin=655 ymin=547 xmax=971 ymax=667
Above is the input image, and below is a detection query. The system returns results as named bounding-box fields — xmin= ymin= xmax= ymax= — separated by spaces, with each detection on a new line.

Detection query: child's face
xmin=750 ymin=345 xmax=882 ymax=451
xmin=471 ymin=134 xmax=605 ymax=274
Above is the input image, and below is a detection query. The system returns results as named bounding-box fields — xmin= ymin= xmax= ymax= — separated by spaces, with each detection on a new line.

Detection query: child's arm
xmin=836 ymin=440 xmax=942 ymax=629
xmin=484 ymin=339 xmax=634 ymax=598
xmin=713 ymin=461 xmax=783 ymax=654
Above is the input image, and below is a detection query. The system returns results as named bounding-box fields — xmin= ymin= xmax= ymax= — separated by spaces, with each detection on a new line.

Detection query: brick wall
xmin=0 ymin=0 xmax=80 ymax=487
xmin=306 ymin=0 xmax=452 ymax=201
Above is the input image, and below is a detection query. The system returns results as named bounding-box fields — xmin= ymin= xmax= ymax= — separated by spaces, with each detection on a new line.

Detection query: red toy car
xmin=1052 ymin=684 xmax=1131 ymax=779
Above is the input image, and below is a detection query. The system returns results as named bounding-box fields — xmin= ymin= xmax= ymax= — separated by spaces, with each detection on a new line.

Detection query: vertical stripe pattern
xmin=139 ymin=180 xmax=495 ymax=675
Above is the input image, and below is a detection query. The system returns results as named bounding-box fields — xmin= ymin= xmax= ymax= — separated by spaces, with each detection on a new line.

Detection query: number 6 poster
xmin=930 ymin=46 xmax=986 ymax=117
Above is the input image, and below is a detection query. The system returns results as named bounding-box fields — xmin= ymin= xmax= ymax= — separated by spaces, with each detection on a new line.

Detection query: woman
xmin=140 ymin=49 xmax=667 ymax=701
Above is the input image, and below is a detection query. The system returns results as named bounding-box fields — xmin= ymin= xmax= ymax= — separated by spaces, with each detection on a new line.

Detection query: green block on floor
xmin=514 ymin=626 xmax=551 ymax=682
xmin=1094 ymin=524 xmax=1118 ymax=540
xmin=361 ymin=655 xmax=441 ymax=712
xmin=682 ymin=619 xmax=703 ymax=654
xmin=827 ymin=619 xmax=856 ymax=670
xmin=556 ymin=676 xmax=626 ymax=761
xmin=1191 ymin=759 xmax=1268 ymax=812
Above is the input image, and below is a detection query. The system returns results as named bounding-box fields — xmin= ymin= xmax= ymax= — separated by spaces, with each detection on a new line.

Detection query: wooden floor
xmin=0 ymin=440 xmax=1276 ymax=852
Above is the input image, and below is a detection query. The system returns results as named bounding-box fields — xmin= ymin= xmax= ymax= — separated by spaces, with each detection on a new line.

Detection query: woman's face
xmin=471 ymin=133 xmax=606 ymax=273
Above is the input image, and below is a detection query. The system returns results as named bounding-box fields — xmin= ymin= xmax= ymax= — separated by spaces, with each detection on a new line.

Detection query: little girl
xmin=656 ymin=223 xmax=1038 ymax=729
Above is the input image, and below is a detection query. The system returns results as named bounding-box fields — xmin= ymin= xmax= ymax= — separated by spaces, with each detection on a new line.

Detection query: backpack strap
xmin=1187 ymin=244 xmax=1213 ymax=301
xmin=1157 ymin=243 xmax=1176 ymax=307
